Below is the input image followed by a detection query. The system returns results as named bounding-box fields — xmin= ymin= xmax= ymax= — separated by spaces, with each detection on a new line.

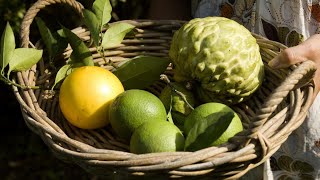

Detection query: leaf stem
xmin=96 ymin=25 xmax=117 ymax=69
xmin=1 ymin=74 xmax=40 ymax=89
xmin=160 ymin=74 xmax=195 ymax=110
xmin=173 ymin=88 xmax=195 ymax=110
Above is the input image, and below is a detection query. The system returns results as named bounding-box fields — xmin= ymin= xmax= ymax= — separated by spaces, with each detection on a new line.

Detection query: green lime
xmin=109 ymin=89 xmax=167 ymax=140
xmin=130 ymin=120 xmax=185 ymax=154
xmin=184 ymin=102 xmax=243 ymax=151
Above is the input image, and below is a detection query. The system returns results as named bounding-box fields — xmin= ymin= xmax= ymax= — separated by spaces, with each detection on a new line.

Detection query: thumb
xmin=268 ymin=45 xmax=309 ymax=69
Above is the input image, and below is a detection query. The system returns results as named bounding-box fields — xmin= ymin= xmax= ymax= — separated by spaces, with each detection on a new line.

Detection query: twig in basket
xmin=160 ymin=74 xmax=195 ymax=110
xmin=2 ymin=74 xmax=40 ymax=90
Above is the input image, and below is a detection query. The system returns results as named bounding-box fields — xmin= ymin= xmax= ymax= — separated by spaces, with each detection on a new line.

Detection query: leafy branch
xmin=0 ymin=0 xmax=170 ymax=92
xmin=35 ymin=0 xmax=135 ymax=88
xmin=0 ymin=22 xmax=43 ymax=89
xmin=83 ymin=0 xmax=135 ymax=67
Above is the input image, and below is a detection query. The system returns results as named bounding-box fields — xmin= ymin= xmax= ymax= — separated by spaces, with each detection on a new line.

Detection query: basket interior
xmin=17 ymin=21 xmax=314 ymax=178
xmin=24 ymin=21 xmax=307 ymax=151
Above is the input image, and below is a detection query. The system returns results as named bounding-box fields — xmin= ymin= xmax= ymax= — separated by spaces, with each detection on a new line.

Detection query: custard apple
xmin=169 ymin=17 xmax=264 ymax=104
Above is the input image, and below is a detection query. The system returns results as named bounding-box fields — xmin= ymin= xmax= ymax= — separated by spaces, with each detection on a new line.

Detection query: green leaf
xmin=35 ymin=17 xmax=67 ymax=60
xmin=167 ymin=93 xmax=174 ymax=124
xmin=52 ymin=64 xmax=73 ymax=89
xmin=184 ymin=112 xmax=234 ymax=151
xmin=0 ymin=22 xmax=16 ymax=72
xmin=8 ymin=48 xmax=43 ymax=73
xmin=93 ymin=0 xmax=112 ymax=27
xmin=83 ymin=9 xmax=100 ymax=47
xmin=113 ymin=56 xmax=170 ymax=90
xmin=57 ymin=29 xmax=66 ymax=38
xmin=62 ymin=26 xmax=94 ymax=66
xmin=35 ymin=18 xmax=53 ymax=57
xmin=167 ymin=111 xmax=174 ymax=124
xmin=102 ymin=22 xmax=134 ymax=48
xmin=68 ymin=52 xmax=91 ymax=67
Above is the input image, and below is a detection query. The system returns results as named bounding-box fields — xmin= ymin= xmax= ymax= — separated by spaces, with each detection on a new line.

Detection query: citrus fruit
xmin=130 ymin=120 xmax=185 ymax=154
xmin=159 ymin=82 xmax=197 ymax=130
xmin=184 ymin=102 xmax=243 ymax=151
xmin=59 ymin=66 xmax=124 ymax=129
xmin=109 ymin=89 xmax=167 ymax=140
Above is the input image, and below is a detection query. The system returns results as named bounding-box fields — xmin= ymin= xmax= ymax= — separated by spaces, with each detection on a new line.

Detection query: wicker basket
xmin=14 ymin=0 xmax=317 ymax=179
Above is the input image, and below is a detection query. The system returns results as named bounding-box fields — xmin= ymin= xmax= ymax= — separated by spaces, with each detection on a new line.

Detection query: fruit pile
xmin=58 ymin=17 xmax=264 ymax=154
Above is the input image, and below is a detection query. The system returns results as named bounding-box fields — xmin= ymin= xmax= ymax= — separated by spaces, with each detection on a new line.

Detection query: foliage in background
xmin=0 ymin=0 xmax=149 ymax=37
xmin=0 ymin=0 xmax=29 ymax=35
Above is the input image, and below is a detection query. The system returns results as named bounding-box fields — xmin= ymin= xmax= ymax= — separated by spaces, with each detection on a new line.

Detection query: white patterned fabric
xmin=192 ymin=1 xmax=320 ymax=179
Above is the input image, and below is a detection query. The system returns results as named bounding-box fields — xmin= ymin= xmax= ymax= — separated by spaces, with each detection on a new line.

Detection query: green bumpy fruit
xmin=169 ymin=17 xmax=264 ymax=104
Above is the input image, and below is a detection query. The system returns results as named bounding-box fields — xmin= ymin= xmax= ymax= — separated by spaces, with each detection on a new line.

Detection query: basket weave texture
xmin=14 ymin=0 xmax=317 ymax=179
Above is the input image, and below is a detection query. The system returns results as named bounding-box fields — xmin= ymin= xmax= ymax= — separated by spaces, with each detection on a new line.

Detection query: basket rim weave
xmin=12 ymin=0 xmax=317 ymax=179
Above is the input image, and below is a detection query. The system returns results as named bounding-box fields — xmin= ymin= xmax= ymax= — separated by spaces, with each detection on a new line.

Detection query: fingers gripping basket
xmin=15 ymin=0 xmax=317 ymax=179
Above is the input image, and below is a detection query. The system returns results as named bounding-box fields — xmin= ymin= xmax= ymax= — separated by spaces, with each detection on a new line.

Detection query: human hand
xmin=268 ymin=34 xmax=320 ymax=97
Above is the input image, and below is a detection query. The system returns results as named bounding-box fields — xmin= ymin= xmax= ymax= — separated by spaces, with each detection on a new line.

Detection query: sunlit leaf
xmin=52 ymin=64 xmax=73 ymax=89
xmin=0 ymin=22 xmax=15 ymax=72
xmin=8 ymin=48 xmax=43 ymax=73
xmin=102 ymin=22 xmax=134 ymax=48
xmin=93 ymin=0 xmax=112 ymax=27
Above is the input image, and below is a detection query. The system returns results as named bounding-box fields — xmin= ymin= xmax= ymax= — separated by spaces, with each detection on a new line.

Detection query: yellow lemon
xmin=59 ymin=66 xmax=124 ymax=129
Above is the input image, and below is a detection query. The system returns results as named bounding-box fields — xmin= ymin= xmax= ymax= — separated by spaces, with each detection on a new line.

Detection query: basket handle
xmin=20 ymin=0 xmax=84 ymax=48
xmin=248 ymin=60 xmax=317 ymax=138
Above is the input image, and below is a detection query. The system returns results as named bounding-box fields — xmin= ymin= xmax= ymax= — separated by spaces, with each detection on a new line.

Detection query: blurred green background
xmin=0 ymin=0 xmax=150 ymax=179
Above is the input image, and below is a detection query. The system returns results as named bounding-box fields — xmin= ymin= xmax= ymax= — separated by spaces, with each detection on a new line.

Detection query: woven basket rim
xmin=12 ymin=0 xmax=317 ymax=179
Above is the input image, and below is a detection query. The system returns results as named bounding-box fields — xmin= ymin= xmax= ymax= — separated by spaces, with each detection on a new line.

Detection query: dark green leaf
xmin=52 ymin=64 xmax=73 ymax=89
xmin=8 ymin=48 xmax=43 ymax=73
xmin=184 ymin=112 xmax=234 ymax=151
xmin=113 ymin=56 xmax=170 ymax=89
xmin=35 ymin=18 xmax=67 ymax=60
xmin=52 ymin=32 xmax=68 ymax=54
xmin=35 ymin=17 xmax=54 ymax=59
xmin=68 ymin=52 xmax=91 ymax=67
xmin=83 ymin=9 xmax=100 ymax=47
xmin=0 ymin=22 xmax=15 ymax=72
xmin=102 ymin=22 xmax=134 ymax=48
xmin=116 ymin=59 xmax=130 ymax=67
xmin=62 ymin=26 xmax=94 ymax=66
xmin=93 ymin=0 xmax=112 ymax=27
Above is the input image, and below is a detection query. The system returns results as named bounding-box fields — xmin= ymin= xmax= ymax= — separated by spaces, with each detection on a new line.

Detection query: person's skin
xmin=268 ymin=34 xmax=320 ymax=99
